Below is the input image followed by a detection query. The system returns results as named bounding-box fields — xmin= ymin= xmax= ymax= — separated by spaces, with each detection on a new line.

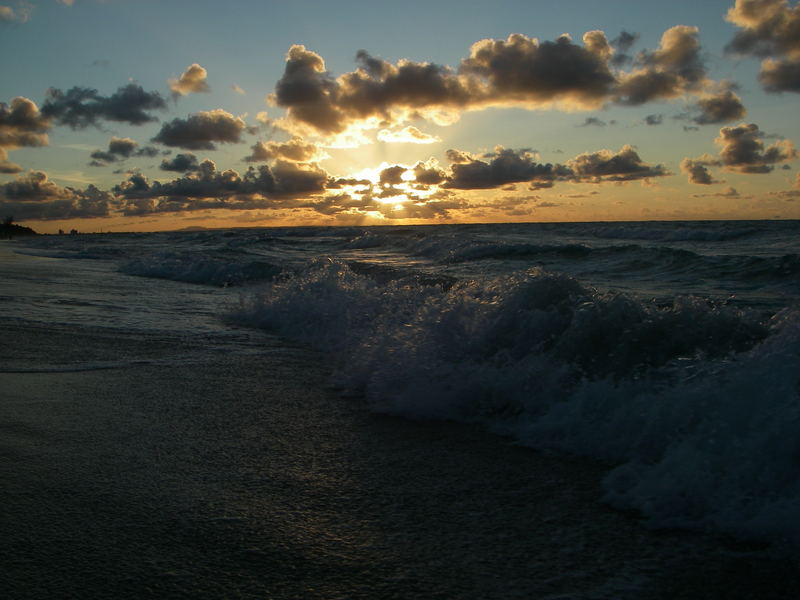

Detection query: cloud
xmin=0 ymin=97 xmax=50 ymax=150
xmin=271 ymin=45 xmax=475 ymax=136
xmin=726 ymin=0 xmax=800 ymax=57
xmin=42 ymin=84 xmax=167 ymax=129
xmin=159 ymin=153 xmax=200 ymax=172
xmin=243 ymin=137 xmax=325 ymax=162
xmin=716 ymin=123 xmax=797 ymax=173
xmin=378 ymin=165 xmax=407 ymax=185
xmin=0 ymin=3 xmax=31 ymax=24
xmin=692 ymin=186 xmax=741 ymax=198
xmin=270 ymin=45 xmax=346 ymax=134
xmin=579 ymin=117 xmax=608 ymax=127
xmin=680 ymin=155 xmax=722 ymax=184
xmin=771 ymin=173 xmax=800 ymax=198
xmin=614 ymin=26 xmax=706 ymax=105
xmin=443 ymin=146 xmax=570 ymax=190
xmin=0 ymin=147 xmax=22 ymax=173
xmin=231 ymin=84 xmax=246 ymax=95
xmin=89 ymin=136 xmax=159 ymax=166
xmin=412 ymin=159 xmax=447 ymax=185
xmin=169 ymin=64 xmax=210 ymax=98
xmin=643 ymin=114 xmax=663 ymax=125
xmin=152 ymin=109 xmax=246 ymax=150
xmin=269 ymin=27 xmax=741 ymax=141
xmin=377 ymin=126 xmax=441 ymax=144
xmin=611 ymin=30 xmax=640 ymax=65
xmin=726 ymin=0 xmax=800 ymax=93
xmin=434 ymin=144 xmax=667 ymax=190
xmin=568 ymin=144 xmax=669 ymax=182
xmin=272 ymin=32 xmax=620 ymax=136
xmin=692 ymin=88 xmax=747 ymax=124
xmin=613 ymin=30 xmax=640 ymax=52
xmin=115 ymin=158 xmax=330 ymax=214
xmin=460 ymin=32 xmax=616 ymax=109
xmin=759 ymin=57 xmax=800 ymax=92
xmin=0 ymin=170 xmax=116 ymax=220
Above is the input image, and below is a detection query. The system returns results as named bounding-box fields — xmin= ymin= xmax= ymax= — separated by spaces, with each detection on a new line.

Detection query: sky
xmin=1 ymin=0 xmax=799 ymax=233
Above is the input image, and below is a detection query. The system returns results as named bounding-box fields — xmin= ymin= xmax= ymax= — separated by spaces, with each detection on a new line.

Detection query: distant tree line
xmin=0 ymin=216 xmax=37 ymax=238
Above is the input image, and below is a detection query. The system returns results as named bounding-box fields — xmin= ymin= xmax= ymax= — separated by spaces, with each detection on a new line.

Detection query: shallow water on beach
xmin=3 ymin=317 xmax=800 ymax=599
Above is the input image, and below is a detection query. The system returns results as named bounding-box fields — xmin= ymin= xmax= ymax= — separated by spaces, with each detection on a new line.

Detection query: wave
xmin=399 ymin=235 xmax=800 ymax=290
xmin=13 ymin=246 xmax=128 ymax=260
xmin=583 ymin=222 xmax=763 ymax=243
xmin=228 ymin=260 xmax=800 ymax=548
xmin=120 ymin=252 xmax=282 ymax=286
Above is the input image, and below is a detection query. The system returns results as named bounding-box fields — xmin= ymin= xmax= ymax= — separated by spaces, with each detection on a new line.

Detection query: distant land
xmin=0 ymin=222 xmax=38 ymax=238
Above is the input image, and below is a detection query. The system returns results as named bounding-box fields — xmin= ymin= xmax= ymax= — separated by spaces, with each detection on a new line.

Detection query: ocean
xmin=3 ymin=219 xmax=800 ymax=597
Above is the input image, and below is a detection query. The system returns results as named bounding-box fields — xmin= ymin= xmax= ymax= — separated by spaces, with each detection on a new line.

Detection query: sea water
xmin=7 ymin=220 xmax=800 ymax=549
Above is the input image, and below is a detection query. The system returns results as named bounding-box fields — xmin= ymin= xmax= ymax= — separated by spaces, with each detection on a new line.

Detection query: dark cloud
xmin=644 ymin=114 xmax=663 ymax=125
xmin=378 ymin=165 xmax=407 ymax=185
xmin=273 ymin=32 xmax=618 ymax=135
xmin=326 ymin=177 xmax=372 ymax=189
xmin=160 ymin=153 xmax=200 ymax=172
xmin=568 ymin=145 xmax=669 ymax=182
xmin=0 ymin=170 xmax=117 ymax=220
xmin=89 ymin=136 xmax=159 ymax=166
xmin=716 ymin=123 xmax=797 ymax=173
xmin=726 ymin=0 xmax=800 ymax=93
xmin=272 ymin=44 xmax=476 ymax=135
xmin=0 ymin=148 xmax=22 ymax=173
xmin=244 ymin=137 xmax=323 ymax=162
xmin=460 ymin=32 xmax=616 ymax=108
xmin=759 ymin=57 xmax=800 ymax=92
xmin=726 ymin=0 xmax=800 ymax=58
xmin=445 ymin=148 xmax=473 ymax=164
xmin=692 ymin=186 xmax=741 ymax=198
xmin=680 ymin=156 xmax=721 ymax=184
xmin=271 ymin=45 xmax=349 ymax=134
xmin=443 ymin=146 xmax=570 ymax=189
xmin=0 ymin=97 xmax=51 ymax=149
xmin=613 ymin=30 xmax=640 ymax=52
xmin=115 ymin=158 xmax=329 ymax=214
xmin=579 ymin=117 xmax=607 ymax=127
xmin=270 ymin=28 xmax=738 ymax=138
xmin=412 ymin=159 xmax=447 ymax=185
xmin=269 ymin=160 xmax=329 ymax=196
xmin=151 ymin=109 xmax=246 ymax=150
xmin=692 ymin=89 xmax=747 ymax=124
xmin=436 ymin=144 xmax=667 ymax=190
xmin=610 ymin=30 xmax=640 ymax=66
xmin=614 ymin=26 xmax=706 ymax=105
xmin=42 ymin=84 xmax=167 ymax=129
xmin=682 ymin=124 xmax=796 ymax=183
xmin=169 ymin=64 xmax=210 ymax=98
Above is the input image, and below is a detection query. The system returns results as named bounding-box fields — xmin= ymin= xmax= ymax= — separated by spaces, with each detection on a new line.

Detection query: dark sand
xmin=2 ymin=320 xmax=798 ymax=599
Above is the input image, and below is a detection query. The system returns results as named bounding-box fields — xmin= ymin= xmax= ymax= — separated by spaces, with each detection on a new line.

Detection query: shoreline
xmin=2 ymin=319 xmax=799 ymax=599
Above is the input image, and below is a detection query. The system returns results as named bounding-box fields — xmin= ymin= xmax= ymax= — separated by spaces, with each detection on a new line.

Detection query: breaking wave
xmin=229 ymin=260 xmax=800 ymax=548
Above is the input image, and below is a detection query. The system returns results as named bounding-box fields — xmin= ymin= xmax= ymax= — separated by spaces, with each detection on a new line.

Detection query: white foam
xmin=229 ymin=260 xmax=800 ymax=547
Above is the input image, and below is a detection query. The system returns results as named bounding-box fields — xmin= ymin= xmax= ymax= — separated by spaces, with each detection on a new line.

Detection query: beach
xmin=2 ymin=222 xmax=800 ymax=598
xmin=3 ymin=318 xmax=800 ymax=599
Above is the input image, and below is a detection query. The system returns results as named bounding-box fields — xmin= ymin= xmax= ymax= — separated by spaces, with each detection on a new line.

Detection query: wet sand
xmin=2 ymin=320 xmax=798 ymax=599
